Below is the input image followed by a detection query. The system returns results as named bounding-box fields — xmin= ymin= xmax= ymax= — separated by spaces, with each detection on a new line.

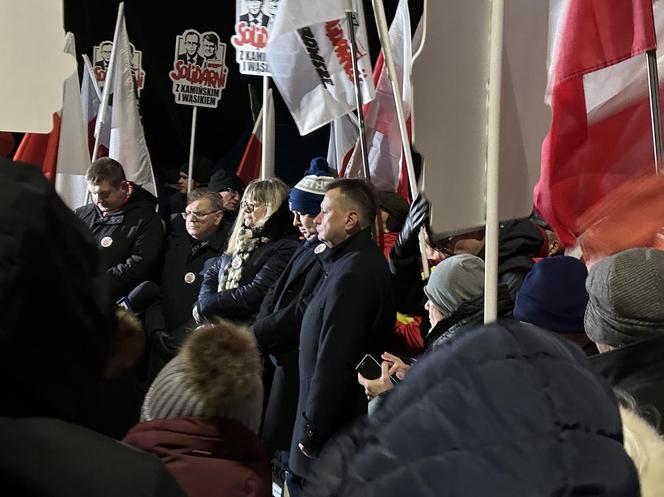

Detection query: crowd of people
xmin=2 ymin=154 xmax=664 ymax=497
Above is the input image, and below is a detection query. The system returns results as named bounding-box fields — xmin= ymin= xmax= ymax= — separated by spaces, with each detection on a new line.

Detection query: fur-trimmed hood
xmin=620 ymin=406 xmax=664 ymax=497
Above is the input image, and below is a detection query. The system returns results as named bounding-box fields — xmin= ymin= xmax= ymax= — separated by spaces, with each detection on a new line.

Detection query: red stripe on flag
xmin=13 ymin=113 xmax=61 ymax=185
xmin=534 ymin=0 xmax=657 ymax=247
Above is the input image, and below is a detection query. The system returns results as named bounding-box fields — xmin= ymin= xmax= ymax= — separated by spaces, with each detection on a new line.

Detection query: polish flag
xmin=326 ymin=113 xmax=358 ymax=176
xmin=14 ymin=32 xmax=90 ymax=209
xmin=534 ymin=0 xmax=659 ymax=247
xmin=97 ymin=8 xmax=157 ymax=196
xmin=236 ymin=89 xmax=275 ymax=183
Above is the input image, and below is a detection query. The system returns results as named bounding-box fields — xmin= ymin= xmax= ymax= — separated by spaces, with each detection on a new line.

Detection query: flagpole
xmin=484 ymin=0 xmax=504 ymax=324
xmin=371 ymin=0 xmax=429 ymax=278
xmin=646 ymin=49 xmax=663 ymax=173
xmin=261 ymin=75 xmax=270 ymax=179
xmin=187 ymin=106 xmax=198 ymax=192
xmin=345 ymin=1 xmax=370 ymax=183
xmin=87 ymin=1 xmax=124 ymax=205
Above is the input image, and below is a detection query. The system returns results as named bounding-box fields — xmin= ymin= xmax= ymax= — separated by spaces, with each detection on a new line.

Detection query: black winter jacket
xmin=305 ymin=320 xmax=639 ymax=497
xmin=197 ymin=200 xmax=299 ymax=323
xmin=591 ymin=334 xmax=664 ymax=435
xmin=75 ymin=183 xmax=164 ymax=300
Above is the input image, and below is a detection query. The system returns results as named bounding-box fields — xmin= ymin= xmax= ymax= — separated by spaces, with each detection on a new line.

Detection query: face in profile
xmin=314 ymin=188 xmax=349 ymax=247
xmin=219 ymin=188 xmax=241 ymax=212
xmin=293 ymin=211 xmax=317 ymax=240
xmin=242 ymin=196 xmax=268 ymax=228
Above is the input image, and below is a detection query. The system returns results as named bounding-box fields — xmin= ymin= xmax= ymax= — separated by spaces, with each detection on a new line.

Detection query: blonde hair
xmin=225 ymin=178 xmax=289 ymax=254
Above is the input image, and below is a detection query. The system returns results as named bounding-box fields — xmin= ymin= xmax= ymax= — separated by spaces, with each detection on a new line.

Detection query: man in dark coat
xmin=146 ymin=189 xmax=230 ymax=377
xmin=289 ymin=179 xmax=395 ymax=486
xmin=585 ymin=248 xmax=664 ymax=434
xmin=252 ymin=157 xmax=334 ymax=456
xmin=75 ymin=158 xmax=164 ymax=301
xmin=303 ymin=321 xmax=639 ymax=497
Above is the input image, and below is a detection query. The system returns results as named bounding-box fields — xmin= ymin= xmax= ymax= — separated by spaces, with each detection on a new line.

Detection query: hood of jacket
xmin=304 ymin=320 xmax=639 ymax=497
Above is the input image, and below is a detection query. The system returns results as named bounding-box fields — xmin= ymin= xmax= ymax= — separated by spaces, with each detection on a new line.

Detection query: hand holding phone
xmin=355 ymin=354 xmax=383 ymax=381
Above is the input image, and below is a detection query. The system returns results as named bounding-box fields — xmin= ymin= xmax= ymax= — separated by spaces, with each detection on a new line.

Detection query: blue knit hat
xmin=513 ymin=256 xmax=588 ymax=333
xmin=288 ymin=157 xmax=335 ymax=216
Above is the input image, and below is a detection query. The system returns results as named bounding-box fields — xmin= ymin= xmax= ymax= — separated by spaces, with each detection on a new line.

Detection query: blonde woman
xmin=196 ymin=178 xmax=299 ymax=323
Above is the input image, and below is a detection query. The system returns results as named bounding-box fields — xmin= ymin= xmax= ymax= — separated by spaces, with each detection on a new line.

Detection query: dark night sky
xmin=63 ymin=0 xmax=423 ymax=186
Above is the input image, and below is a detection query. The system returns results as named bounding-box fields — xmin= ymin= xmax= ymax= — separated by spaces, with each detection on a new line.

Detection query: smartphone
xmin=355 ymin=353 xmax=383 ymax=380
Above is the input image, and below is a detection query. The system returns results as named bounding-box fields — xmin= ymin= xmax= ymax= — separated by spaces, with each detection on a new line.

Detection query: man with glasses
xmin=147 ymin=189 xmax=229 ymax=376
xmin=75 ymin=158 xmax=164 ymax=302
xmin=177 ymin=30 xmax=205 ymax=67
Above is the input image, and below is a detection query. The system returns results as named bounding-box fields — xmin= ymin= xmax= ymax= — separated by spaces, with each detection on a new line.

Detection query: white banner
xmin=267 ymin=0 xmax=375 ymax=135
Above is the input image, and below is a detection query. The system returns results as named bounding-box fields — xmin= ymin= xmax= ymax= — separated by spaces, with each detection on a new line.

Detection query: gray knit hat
xmin=141 ymin=321 xmax=263 ymax=433
xmin=424 ymin=254 xmax=485 ymax=316
xmin=585 ymin=248 xmax=664 ymax=347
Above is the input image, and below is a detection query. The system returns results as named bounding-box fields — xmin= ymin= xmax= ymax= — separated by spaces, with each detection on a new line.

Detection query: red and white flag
xmin=236 ymin=89 xmax=275 ymax=183
xmin=344 ymin=0 xmax=417 ymax=197
xmin=14 ymin=32 xmax=91 ymax=209
xmin=266 ymin=0 xmax=375 ymax=135
xmin=534 ymin=0 xmax=659 ymax=247
xmin=98 ymin=10 xmax=157 ymax=196
xmin=326 ymin=113 xmax=358 ymax=175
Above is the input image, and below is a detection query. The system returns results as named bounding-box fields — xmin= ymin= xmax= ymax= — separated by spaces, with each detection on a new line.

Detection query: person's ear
xmin=346 ymin=210 xmax=360 ymax=231
xmin=214 ymin=210 xmax=223 ymax=226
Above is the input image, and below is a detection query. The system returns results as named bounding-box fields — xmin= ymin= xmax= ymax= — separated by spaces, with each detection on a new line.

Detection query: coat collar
xmin=315 ymin=228 xmax=374 ymax=270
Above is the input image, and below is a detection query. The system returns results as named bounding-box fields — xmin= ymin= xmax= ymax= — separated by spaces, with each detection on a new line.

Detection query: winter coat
xmin=0 ymin=417 xmax=185 ymax=497
xmin=290 ymin=228 xmax=395 ymax=477
xmin=160 ymin=227 xmax=229 ymax=333
xmin=198 ymin=201 xmax=299 ymax=323
xmin=591 ymin=334 xmax=664 ymax=435
xmin=124 ymin=416 xmax=270 ymax=497
xmin=252 ymin=237 xmax=324 ymax=452
xmin=304 ymin=320 xmax=639 ymax=497
xmin=75 ymin=182 xmax=164 ymax=300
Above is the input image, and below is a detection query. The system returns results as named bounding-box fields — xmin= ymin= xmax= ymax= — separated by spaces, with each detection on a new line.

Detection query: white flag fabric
xmin=100 ymin=12 xmax=157 ymax=196
xmin=326 ymin=113 xmax=358 ymax=174
xmin=267 ymin=0 xmax=375 ymax=135
xmin=54 ymin=33 xmax=91 ymax=209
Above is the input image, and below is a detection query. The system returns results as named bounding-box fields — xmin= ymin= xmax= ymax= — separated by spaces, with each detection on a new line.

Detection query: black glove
xmin=392 ymin=193 xmax=430 ymax=259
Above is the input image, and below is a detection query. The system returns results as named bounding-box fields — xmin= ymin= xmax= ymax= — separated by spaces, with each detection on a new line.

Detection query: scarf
xmin=218 ymin=226 xmax=269 ymax=292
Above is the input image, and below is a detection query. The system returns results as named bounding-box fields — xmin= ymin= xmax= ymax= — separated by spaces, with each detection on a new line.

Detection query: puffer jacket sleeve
xmin=197 ymin=254 xmax=224 ymax=315
xmin=199 ymin=239 xmax=298 ymax=320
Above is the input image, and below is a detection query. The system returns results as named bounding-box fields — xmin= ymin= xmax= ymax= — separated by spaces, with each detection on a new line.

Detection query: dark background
xmin=62 ymin=0 xmax=423 ymax=187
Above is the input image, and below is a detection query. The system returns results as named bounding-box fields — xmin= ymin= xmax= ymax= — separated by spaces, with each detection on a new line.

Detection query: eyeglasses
xmin=181 ymin=209 xmax=220 ymax=220
xmin=221 ymin=187 xmax=241 ymax=196
xmin=240 ymin=201 xmax=264 ymax=213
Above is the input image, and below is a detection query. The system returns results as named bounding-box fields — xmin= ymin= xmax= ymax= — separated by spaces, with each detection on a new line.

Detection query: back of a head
xmin=424 ymin=254 xmax=485 ymax=315
xmin=327 ymin=178 xmax=378 ymax=229
xmin=141 ymin=321 xmax=263 ymax=432
xmin=86 ymin=157 xmax=126 ymax=187
xmin=305 ymin=320 xmax=639 ymax=497
xmin=585 ymin=248 xmax=664 ymax=348
xmin=514 ymin=255 xmax=588 ymax=333
xmin=0 ymin=159 xmax=111 ymax=423
xmin=377 ymin=191 xmax=409 ymax=232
